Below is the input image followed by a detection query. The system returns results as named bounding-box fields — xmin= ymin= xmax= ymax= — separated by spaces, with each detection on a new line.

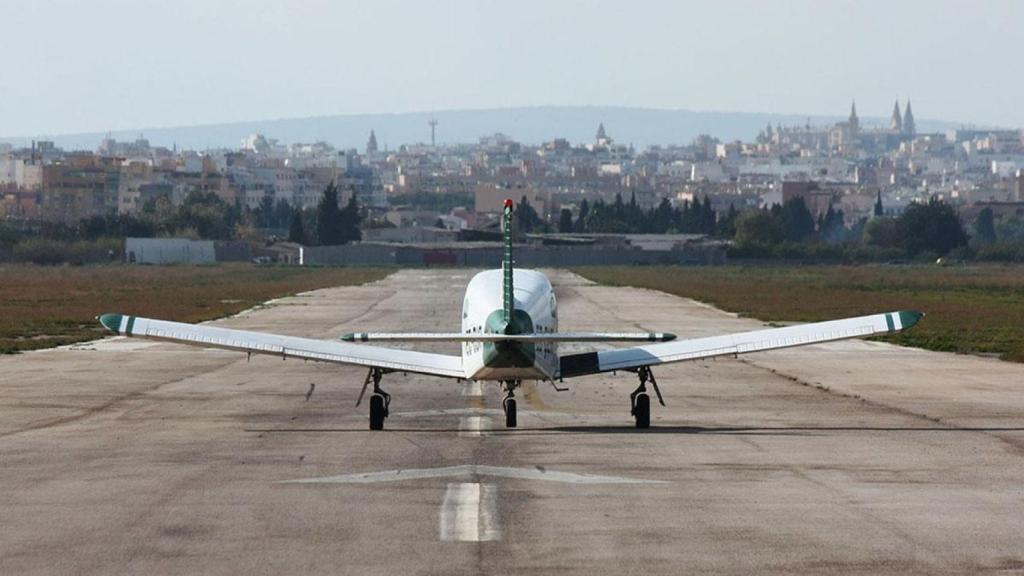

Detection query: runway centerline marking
xmin=440 ymin=482 xmax=501 ymax=542
xmin=458 ymin=416 xmax=489 ymax=437
xmin=462 ymin=381 xmax=484 ymax=397
xmin=279 ymin=465 xmax=668 ymax=485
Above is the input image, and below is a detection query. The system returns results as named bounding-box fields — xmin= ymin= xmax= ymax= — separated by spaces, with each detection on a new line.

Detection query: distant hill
xmin=1 ymin=106 xmax=966 ymax=152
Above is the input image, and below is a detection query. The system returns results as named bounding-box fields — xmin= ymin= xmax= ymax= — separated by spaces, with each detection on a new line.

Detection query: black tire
xmin=504 ymin=398 xmax=517 ymax=428
xmin=634 ymin=393 xmax=650 ymax=429
xmin=369 ymin=394 xmax=386 ymax=431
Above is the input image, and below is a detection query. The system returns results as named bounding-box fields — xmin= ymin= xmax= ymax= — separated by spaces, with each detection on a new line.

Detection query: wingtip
xmin=98 ymin=313 xmax=123 ymax=333
xmin=898 ymin=311 xmax=924 ymax=329
xmin=663 ymin=333 xmax=677 ymax=342
xmin=340 ymin=333 xmax=355 ymax=342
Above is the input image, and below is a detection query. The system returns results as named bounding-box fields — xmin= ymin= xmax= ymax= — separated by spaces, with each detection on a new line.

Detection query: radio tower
xmin=429 ymin=118 xmax=438 ymax=147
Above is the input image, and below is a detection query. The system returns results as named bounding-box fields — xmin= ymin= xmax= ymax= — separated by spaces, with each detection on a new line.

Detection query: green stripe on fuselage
xmin=885 ymin=313 xmax=895 ymax=332
xmin=126 ymin=316 xmax=136 ymax=336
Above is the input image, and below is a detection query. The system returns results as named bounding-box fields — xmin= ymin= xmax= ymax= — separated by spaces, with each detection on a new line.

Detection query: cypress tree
xmin=288 ymin=209 xmax=305 ymax=244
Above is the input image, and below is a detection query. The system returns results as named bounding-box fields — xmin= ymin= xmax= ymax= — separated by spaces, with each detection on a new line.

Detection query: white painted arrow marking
xmin=439 ymin=483 xmax=501 ymax=542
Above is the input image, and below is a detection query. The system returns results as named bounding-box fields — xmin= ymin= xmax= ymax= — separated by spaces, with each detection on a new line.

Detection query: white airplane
xmin=99 ymin=199 xmax=923 ymax=430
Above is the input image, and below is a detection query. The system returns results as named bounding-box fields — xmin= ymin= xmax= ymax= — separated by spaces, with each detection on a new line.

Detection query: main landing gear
xmin=356 ymin=367 xmax=391 ymax=430
xmin=629 ymin=366 xmax=665 ymax=429
xmin=501 ymin=380 xmax=520 ymax=428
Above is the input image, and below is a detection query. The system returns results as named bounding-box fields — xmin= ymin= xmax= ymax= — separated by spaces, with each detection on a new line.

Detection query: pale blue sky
xmin=1 ymin=0 xmax=1020 ymax=136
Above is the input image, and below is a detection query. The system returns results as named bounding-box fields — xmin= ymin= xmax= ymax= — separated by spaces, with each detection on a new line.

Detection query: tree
xmin=996 ymin=214 xmax=1024 ymax=242
xmin=627 ymin=190 xmax=642 ymax=231
xmin=256 ymin=193 xmax=275 ymax=228
xmin=734 ymin=209 xmax=784 ymax=249
xmin=680 ymin=200 xmax=701 ymax=233
xmin=975 ymin=207 xmax=996 ymax=245
xmin=338 ymin=190 xmax=363 ymax=244
xmin=176 ymin=190 xmax=239 ymax=240
xmin=863 ymin=217 xmax=902 ymax=249
xmin=515 ymin=196 xmax=542 ymax=234
xmin=288 ymin=209 xmax=305 ymax=244
xmin=717 ymin=203 xmax=738 ymax=238
xmin=898 ymin=198 xmax=968 ymax=256
xmin=700 ymin=196 xmax=716 ymax=234
xmin=574 ymin=199 xmax=590 ymax=233
xmin=316 ymin=182 xmax=344 ymax=245
xmin=558 ymin=208 xmax=574 ymax=233
xmin=612 ymin=193 xmax=626 ymax=223
xmin=652 ymin=198 xmax=675 ymax=233
xmin=779 ymin=197 xmax=816 ymax=242
xmin=819 ymin=203 xmax=847 ymax=244
xmin=274 ymin=198 xmax=292 ymax=229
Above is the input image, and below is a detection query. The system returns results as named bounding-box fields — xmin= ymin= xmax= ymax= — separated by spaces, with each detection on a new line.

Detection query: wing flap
xmin=99 ymin=314 xmax=464 ymax=378
xmin=559 ymin=311 xmax=922 ymax=378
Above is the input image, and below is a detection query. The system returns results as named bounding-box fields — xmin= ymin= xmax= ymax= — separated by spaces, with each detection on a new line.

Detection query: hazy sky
xmin=1 ymin=0 xmax=1021 ymax=136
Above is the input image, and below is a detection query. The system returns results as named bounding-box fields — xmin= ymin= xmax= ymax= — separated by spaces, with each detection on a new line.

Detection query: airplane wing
xmin=97 ymin=314 xmax=464 ymax=379
xmin=558 ymin=311 xmax=923 ymax=378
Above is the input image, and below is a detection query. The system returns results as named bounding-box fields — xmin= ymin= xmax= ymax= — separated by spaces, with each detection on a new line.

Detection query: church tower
xmin=902 ymin=101 xmax=916 ymax=137
xmin=889 ymin=100 xmax=903 ymax=133
xmin=366 ymin=130 xmax=378 ymax=155
xmin=848 ymin=100 xmax=860 ymax=134
xmin=596 ymin=122 xmax=607 ymax=142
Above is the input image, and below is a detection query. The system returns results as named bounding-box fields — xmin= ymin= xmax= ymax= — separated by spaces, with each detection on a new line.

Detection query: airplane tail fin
xmin=502 ymin=198 xmax=514 ymax=325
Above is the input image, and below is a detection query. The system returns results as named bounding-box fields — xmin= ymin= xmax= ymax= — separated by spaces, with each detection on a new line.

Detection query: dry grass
xmin=0 ymin=264 xmax=390 ymax=353
xmin=575 ymin=264 xmax=1024 ymax=362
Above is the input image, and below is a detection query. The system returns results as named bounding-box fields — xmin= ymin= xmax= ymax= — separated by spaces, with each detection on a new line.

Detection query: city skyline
xmin=1 ymin=0 xmax=1021 ymax=137
xmin=0 ymin=102 xmax=976 ymax=152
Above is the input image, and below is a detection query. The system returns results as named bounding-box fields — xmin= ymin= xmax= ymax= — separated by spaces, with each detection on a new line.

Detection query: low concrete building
xmin=125 ymin=238 xmax=215 ymax=264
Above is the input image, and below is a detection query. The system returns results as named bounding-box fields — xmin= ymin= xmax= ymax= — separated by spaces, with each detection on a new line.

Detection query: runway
xmin=1 ymin=269 xmax=1022 ymax=575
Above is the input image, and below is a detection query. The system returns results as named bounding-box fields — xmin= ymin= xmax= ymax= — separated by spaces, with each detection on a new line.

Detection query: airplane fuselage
xmin=461 ymin=269 xmax=557 ymax=381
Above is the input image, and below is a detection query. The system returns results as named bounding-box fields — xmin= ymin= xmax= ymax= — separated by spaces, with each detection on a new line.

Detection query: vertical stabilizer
xmin=502 ymin=199 xmax=514 ymax=324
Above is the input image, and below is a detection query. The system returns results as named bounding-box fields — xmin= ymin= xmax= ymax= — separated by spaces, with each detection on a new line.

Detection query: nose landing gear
xmin=629 ymin=366 xmax=665 ymax=429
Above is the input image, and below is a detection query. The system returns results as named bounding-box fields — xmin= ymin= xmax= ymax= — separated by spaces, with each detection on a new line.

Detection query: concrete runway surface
xmin=1 ymin=269 xmax=1023 ymax=575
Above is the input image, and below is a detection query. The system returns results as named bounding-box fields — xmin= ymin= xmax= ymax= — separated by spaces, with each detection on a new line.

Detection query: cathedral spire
xmin=903 ymin=101 xmax=916 ymax=137
xmin=848 ymin=100 xmax=859 ymax=132
xmin=890 ymin=100 xmax=903 ymax=132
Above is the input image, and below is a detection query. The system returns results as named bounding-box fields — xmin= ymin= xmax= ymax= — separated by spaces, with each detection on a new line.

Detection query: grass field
xmin=0 ymin=265 xmax=390 ymax=354
xmin=574 ymin=265 xmax=1024 ymax=363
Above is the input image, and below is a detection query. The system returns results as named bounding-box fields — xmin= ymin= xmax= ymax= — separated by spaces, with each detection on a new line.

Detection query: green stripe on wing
xmin=98 ymin=313 xmax=124 ymax=334
xmin=898 ymin=311 xmax=924 ymax=330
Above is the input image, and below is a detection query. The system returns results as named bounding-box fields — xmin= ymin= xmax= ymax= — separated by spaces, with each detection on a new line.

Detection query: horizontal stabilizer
xmin=341 ymin=332 xmax=676 ymax=343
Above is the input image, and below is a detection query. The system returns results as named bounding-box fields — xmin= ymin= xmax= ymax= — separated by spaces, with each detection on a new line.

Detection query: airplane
xmin=98 ymin=199 xmax=923 ymax=430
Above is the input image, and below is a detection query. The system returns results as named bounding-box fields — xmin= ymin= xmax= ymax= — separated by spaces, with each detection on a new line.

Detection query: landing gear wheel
xmin=633 ymin=393 xmax=650 ymax=429
xmin=504 ymin=398 xmax=517 ymax=428
xmin=369 ymin=394 xmax=386 ymax=430
xmin=501 ymin=380 xmax=520 ymax=429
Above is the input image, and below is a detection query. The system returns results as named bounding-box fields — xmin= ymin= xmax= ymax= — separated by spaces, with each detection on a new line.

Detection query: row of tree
xmin=8 ymin=180 xmax=1021 ymax=263
xmin=7 ymin=182 xmax=364 ymax=247
xmin=733 ymin=197 xmax=970 ymax=259
xmin=518 ymin=192 xmax=736 ymax=237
